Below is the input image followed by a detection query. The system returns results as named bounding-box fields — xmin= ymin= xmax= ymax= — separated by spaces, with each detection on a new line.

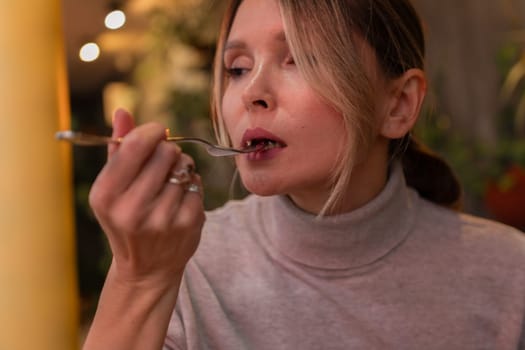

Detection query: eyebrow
xmin=224 ymin=31 xmax=287 ymax=52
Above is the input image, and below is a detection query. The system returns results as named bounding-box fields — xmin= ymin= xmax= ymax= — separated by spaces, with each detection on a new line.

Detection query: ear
xmin=380 ymin=68 xmax=427 ymax=139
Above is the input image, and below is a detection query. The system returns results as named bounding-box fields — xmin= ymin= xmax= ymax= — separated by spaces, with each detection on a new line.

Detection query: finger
xmin=91 ymin=147 xmax=182 ymax=250
xmin=136 ymin=155 xmax=198 ymax=231
xmin=96 ymin=123 xmax=171 ymax=202
xmin=160 ymin=154 xmax=197 ymax=202
xmin=109 ymin=108 xmax=135 ymax=158
xmin=166 ymin=154 xmax=196 ymax=186
xmin=123 ymin=141 xmax=185 ymax=206
xmin=173 ymin=174 xmax=205 ymax=227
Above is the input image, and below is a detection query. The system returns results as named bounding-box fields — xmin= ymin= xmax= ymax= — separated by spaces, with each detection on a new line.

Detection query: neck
xmin=289 ymin=140 xmax=389 ymax=215
xmin=259 ymin=161 xmax=415 ymax=270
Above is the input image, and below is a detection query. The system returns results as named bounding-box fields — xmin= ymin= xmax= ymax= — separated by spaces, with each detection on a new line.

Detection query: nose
xmin=241 ymin=64 xmax=275 ymax=111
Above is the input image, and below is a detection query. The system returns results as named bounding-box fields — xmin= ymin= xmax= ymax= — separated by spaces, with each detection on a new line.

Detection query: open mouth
xmin=244 ymin=138 xmax=285 ymax=152
xmin=241 ymin=128 xmax=287 ymax=156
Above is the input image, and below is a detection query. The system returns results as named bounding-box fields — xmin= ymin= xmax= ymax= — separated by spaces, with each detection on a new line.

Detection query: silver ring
xmin=168 ymin=166 xmax=194 ymax=186
xmin=168 ymin=176 xmax=183 ymax=185
xmin=186 ymin=183 xmax=201 ymax=194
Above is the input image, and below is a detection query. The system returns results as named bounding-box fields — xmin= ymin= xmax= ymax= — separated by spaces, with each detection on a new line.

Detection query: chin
xmin=246 ymin=188 xmax=280 ymax=197
xmin=240 ymin=173 xmax=284 ymax=197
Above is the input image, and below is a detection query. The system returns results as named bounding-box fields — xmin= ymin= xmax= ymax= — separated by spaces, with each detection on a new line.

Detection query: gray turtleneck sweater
xmin=164 ymin=165 xmax=525 ymax=349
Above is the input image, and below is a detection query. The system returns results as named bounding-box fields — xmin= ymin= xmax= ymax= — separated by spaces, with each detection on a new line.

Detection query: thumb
xmin=108 ymin=108 xmax=135 ymax=158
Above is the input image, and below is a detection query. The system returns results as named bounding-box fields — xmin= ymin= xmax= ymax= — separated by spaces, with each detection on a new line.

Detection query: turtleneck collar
xmin=258 ymin=163 xmax=417 ymax=270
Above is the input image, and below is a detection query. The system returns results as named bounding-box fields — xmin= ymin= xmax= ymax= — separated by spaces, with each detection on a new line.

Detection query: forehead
xmin=228 ymin=0 xmax=283 ymax=41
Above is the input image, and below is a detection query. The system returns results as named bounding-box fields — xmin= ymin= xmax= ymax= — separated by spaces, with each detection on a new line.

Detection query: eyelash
xmin=224 ymin=55 xmax=295 ymax=78
xmin=225 ymin=67 xmax=247 ymax=78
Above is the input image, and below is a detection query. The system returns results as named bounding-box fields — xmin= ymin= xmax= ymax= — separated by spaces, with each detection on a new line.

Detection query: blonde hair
xmin=211 ymin=0 xmax=462 ymax=214
xmin=278 ymin=1 xmax=377 ymax=215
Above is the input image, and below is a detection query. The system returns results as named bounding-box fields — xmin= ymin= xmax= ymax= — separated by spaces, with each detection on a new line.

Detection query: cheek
xmin=303 ymin=104 xmax=347 ymax=151
xmin=292 ymin=106 xmax=347 ymax=170
xmin=220 ymin=92 xmax=239 ymax=137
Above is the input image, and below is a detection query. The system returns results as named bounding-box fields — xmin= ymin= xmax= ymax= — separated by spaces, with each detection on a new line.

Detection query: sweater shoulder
xmin=414 ymin=196 xmax=525 ymax=264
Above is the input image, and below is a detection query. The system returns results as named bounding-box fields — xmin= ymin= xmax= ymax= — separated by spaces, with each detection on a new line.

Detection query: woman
xmin=84 ymin=0 xmax=525 ymax=349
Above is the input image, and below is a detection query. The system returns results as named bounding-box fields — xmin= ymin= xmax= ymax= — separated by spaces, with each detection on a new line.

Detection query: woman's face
xmin=221 ymin=0 xmax=379 ymax=213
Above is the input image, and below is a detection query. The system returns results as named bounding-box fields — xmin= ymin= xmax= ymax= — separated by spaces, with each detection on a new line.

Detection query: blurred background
xmin=2 ymin=0 xmax=524 ymax=348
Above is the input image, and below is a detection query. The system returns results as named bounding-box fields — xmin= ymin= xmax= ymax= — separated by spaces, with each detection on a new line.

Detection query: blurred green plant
xmin=415 ymin=42 xmax=525 ymax=216
xmin=487 ymin=42 xmax=525 ymax=175
xmin=500 ymin=45 xmax=525 ymax=136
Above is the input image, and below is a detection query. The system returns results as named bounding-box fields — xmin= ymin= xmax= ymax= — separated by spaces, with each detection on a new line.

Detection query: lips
xmin=241 ymin=127 xmax=287 ymax=152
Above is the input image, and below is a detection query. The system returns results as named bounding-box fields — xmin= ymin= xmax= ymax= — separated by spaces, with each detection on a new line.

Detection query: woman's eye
xmin=225 ymin=67 xmax=247 ymax=78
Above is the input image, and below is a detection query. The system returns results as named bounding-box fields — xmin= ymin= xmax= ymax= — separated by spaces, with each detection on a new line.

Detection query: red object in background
xmin=485 ymin=165 xmax=525 ymax=229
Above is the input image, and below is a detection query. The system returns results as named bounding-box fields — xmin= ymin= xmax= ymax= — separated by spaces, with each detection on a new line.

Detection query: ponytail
xmin=391 ymin=135 xmax=463 ymax=210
